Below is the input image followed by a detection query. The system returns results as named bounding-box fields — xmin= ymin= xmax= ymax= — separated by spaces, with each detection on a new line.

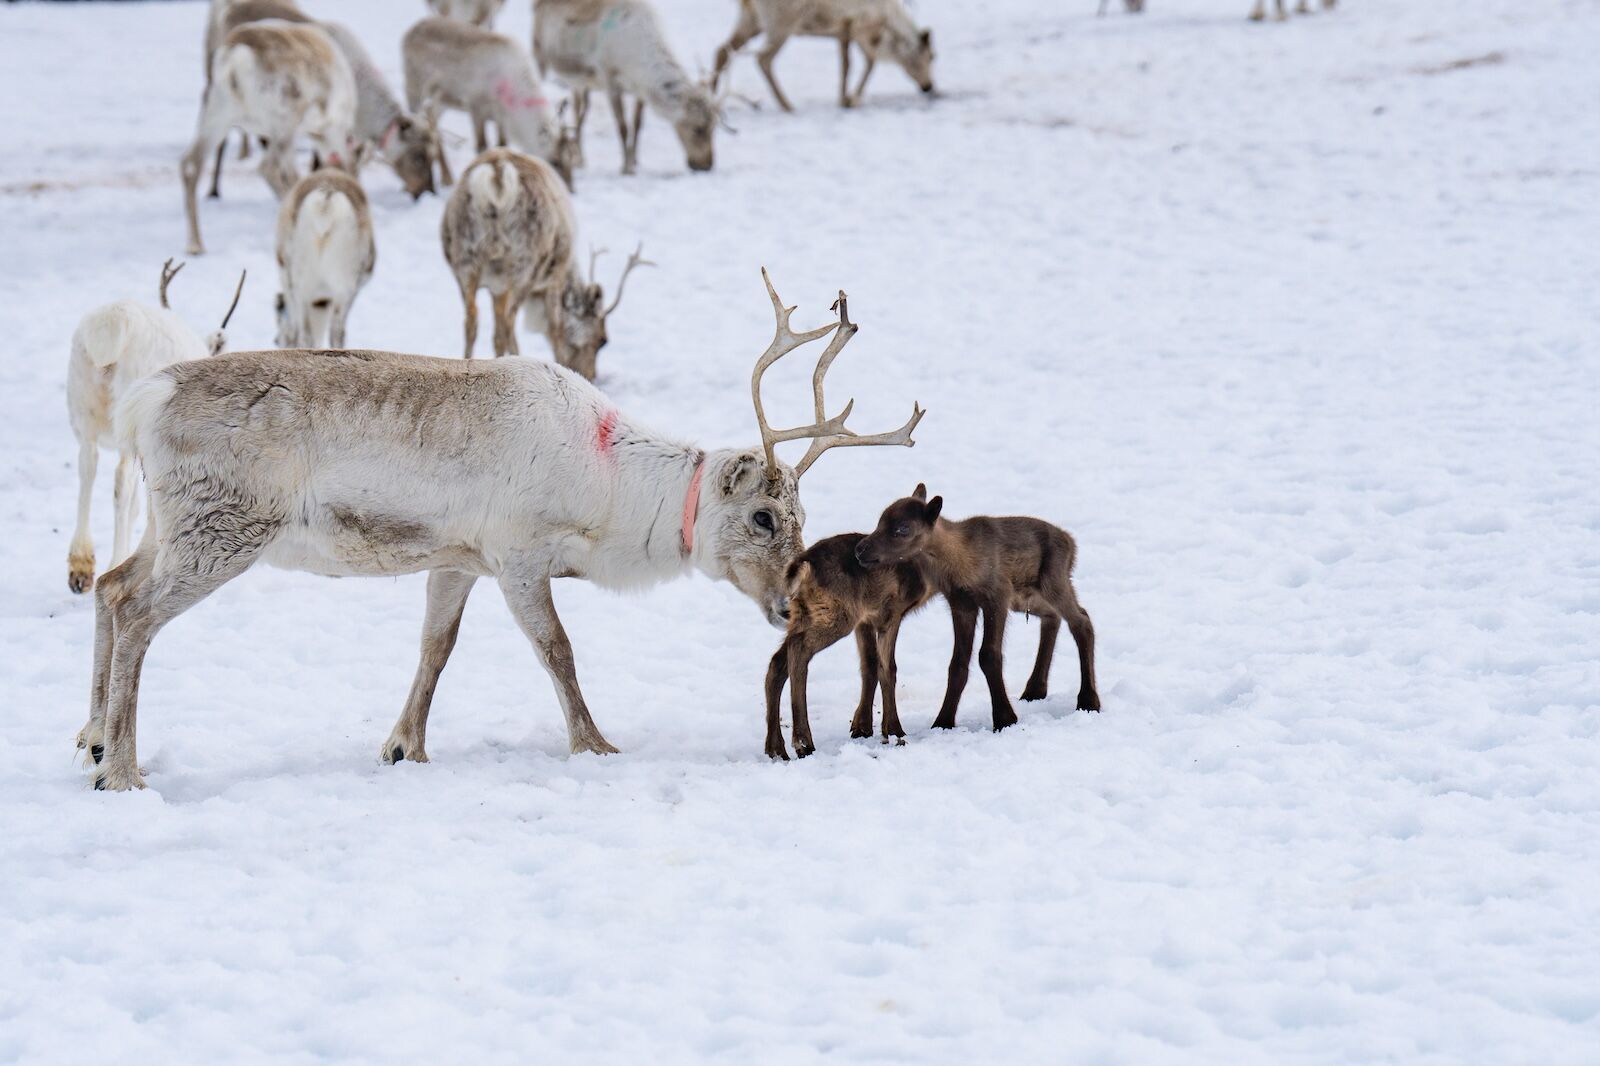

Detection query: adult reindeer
xmin=77 ymin=272 xmax=924 ymax=790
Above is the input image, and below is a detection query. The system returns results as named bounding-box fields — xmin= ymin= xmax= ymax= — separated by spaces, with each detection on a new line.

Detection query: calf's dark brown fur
xmin=856 ymin=485 xmax=1100 ymax=730
xmin=764 ymin=533 xmax=934 ymax=760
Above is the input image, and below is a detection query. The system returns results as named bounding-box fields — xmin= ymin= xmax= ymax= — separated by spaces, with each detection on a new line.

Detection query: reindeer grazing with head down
xmin=77 ymin=271 xmax=923 ymax=790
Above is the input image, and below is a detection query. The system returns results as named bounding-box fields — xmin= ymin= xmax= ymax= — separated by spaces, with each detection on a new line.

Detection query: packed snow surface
xmin=2 ymin=0 xmax=1597 ymax=1062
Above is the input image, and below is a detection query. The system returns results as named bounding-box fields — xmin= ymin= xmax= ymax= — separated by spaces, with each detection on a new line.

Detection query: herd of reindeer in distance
xmin=65 ymin=0 xmax=1333 ymax=789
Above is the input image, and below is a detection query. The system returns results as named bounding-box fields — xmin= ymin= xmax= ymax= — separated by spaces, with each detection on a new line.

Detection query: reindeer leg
xmin=491 ymin=288 xmax=520 ymax=358
xmin=711 ymin=0 xmax=761 ymax=92
xmin=472 ymin=109 xmax=490 ymax=154
xmin=977 ymin=602 xmax=1017 ymax=731
xmin=876 ymin=615 xmax=907 ymax=744
xmin=837 ymin=24 xmax=853 ymax=109
xmin=76 ymin=528 xmax=155 ymax=767
xmin=571 ymin=90 xmax=589 ymax=168
xmin=497 ymin=556 xmax=619 ymax=756
xmin=933 ymin=598 xmax=977 ymax=729
xmin=458 ymin=274 xmax=479 ymax=359
xmin=849 ymin=41 xmax=878 ymax=107
xmin=756 ymin=32 xmax=795 ymax=113
xmin=1051 ymin=581 xmax=1100 ymax=711
xmin=111 ymin=451 xmax=140 ymax=567
xmin=1248 ymin=0 xmax=1267 ymax=19
xmin=1020 ymin=615 xmax=1059 ymax=702
xmin=607 ymin=88 xmax=635 ymax=175
xmin=627 ymin=98 xmax=645 ymax=171
xmin=787 ymin=618 xmax=852 ymax=758
xmin=180 ymin=85 xmax=233 ymax=255
xmin=764 ymin=638 xmax=793 ymax=761
xmin=258 ymin=139 xmax=299 ymax=199
xmin=67 ymin=436 xmax=98 ymax=594
xmin=207 ymin=136 xmax=227 ymax=200
xmin=328 ymin=301 xmax=349 ymax=349
xmin=382 ymin=569 xmax=477 ymax=764
xmin=848 ymin=623 xmax=879 ymax=739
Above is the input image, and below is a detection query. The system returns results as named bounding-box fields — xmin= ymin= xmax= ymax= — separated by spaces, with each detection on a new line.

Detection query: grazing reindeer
xmin=75 ymin=270 xmax=922 ymax=790
xmin=534 ymin=0 xmax=719 ymax=175
xmin=65 ymin=261 xmax=243 ymax=594
xmin=1096 ymin=0 xmax=1146 ymax=14
xmin=856 ymin=486 xmax=1100 ymax=732
xmin=426 ymin=0 xmax=507 ymax=27
xmin=440 ymin=148 xmax=648 ymax=376
xmin=403 ymin=17 xmax=577 ymax=190
xmin=204 ymin=3 xmax=436 ymax=200
xmin=710 ymin=0 xmax=935 ymax=112
xmin=181 ymin=21 xmax=359 ymax=255
xmin=275 ymin=170 xmax=376 ymax=349
xmin=1250 ymin=0 xmax=1337 ymax=20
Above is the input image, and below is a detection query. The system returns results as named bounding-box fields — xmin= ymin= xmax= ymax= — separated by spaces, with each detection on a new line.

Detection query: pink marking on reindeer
xmin=493 ymin=76 xmax=547 ymax=111
xmin=595 ymin=408 xmax=618 ymax=457
xmin=681 ymin=460 xmax=705 ymax=556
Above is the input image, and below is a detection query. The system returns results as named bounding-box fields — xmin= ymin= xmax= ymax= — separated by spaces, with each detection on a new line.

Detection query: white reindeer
xmin=710 ymin=0 xmax=935 ymax=112
xmin=181 ymin=20 xmax=359 ymax=255
xmin=275 ymin=170 xmax=376 ymax=350
xmin=425 ymin=0 xmax=506 ymax=27
xmin=65 ymin=262 xmax=243 ymax=595
xmin=403 ymin=16 xmax=577 ymax=190
xmin=77 ymin=272 xmax=924 ymax=790
xmin=441 ymin=148 xmax=648 ymax=375
xmin=534 ymin=0 xmax=718 ymax=175
xmin=1250 ymin=0 xmax=1337 ymax=21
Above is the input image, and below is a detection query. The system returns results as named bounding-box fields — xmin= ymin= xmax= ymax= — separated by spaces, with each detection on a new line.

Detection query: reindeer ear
xmin=920 ymin=29 xmax=932 ymax=48
xmin=912 ymin=483 xmax=927 ymax=501
xmin=925 ymin=496 xmax=943 ymax=522
xmin=719 ymin=452 xmax=763 ymax=497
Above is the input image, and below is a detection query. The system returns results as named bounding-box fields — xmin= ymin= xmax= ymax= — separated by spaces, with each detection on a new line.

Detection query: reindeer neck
xmin=920 ymin=520 xmax=979 ymax=591
xmin=584 ymin=415 xmax=705 ymax=588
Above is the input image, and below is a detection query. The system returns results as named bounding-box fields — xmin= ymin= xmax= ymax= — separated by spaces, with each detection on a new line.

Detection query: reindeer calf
xmin=403 ymin=16 xmax=576 ymax=190
xmin=856 ymin=485 xmax=1100 ymax=732
xmin=275 ymin=170 xmax=376 ymax=349
xmin=763 ymin=532 xmax=933 ymax=760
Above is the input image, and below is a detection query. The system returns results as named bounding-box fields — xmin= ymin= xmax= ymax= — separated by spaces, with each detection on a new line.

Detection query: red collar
xmin=681 ymin=460 xmax=705 ymax=557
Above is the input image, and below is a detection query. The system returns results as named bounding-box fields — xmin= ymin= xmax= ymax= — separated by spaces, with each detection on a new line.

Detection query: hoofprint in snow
xmin=1 ymin=1 xmax=1596 ymax=1063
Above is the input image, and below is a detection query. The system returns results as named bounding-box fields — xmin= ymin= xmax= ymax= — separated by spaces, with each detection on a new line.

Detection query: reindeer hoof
xmin=91 ymin=744 xmax=104 ymax=764
xmin=765 ymin=739 xmax=790 ymax=761
xmin=930 ymin=714 xmax=956 ymax=730
xmin=381 ymin=739 xmax=429 ymax=764
xmin=793 ymin=737 xmax=815 ymax=759
xmin=992 ymin=710 xmax=1019 ymax=732
xmin=1077 ymin=690 xmax=1102 ymax=713
xmin=849 ymin=720 xmax=872 ymax=740
xmin=68 ymin=568 xmax=94 ymax=594
xmin=1020 ymin=685 xmax=1047 ymax=702
xmin=92 ymin=764 xmax=147 ymax=791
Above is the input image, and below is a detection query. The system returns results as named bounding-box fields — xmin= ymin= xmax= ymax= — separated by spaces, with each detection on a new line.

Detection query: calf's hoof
xmin=792 ymin=735 xmax=815 ymax=759
xmin=930 ymin=712 xmax=957 ymax=730
xmin=1077 ymin=689 xmax=1102 ymax=712
xmin=1020 ymin=683 xmax=1048 ymax=702
xmin=849 ymin=717 xmax=872 ymax=740
xmin=765 ymin=736 xmax=790 ymax=762
xmin=992 ymin=708 xmax=1019 ymax=732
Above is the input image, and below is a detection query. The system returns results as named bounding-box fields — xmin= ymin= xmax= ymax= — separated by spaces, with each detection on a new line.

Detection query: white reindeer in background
xmin=710 ymin=0 xmax=935 ymax=112
xmin=65 ymin=262 xmax=243 ymax=595
xmin=182 ymin=20 xmax=358 ymax=254
xmin=426 ymin=0 xmax=506 ymax=27
xmin=1249 ymin=0 xmax=1337 ymax=21
xmin=440 ymin=148 xmax=649 ymax=374
xmin=403 ymin=17 xmax=578 ymax=190
xmin=77 ymin=272 xmax=924 ymax=789
xmin=533 ymin=0 xmax=719 ymax=174
xmin=275 ymin=170 xmax=376 ymax=349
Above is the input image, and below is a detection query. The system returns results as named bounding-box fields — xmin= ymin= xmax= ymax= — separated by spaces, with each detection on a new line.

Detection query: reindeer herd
xmin=62 ymin=0 xmax=1336 ymax=790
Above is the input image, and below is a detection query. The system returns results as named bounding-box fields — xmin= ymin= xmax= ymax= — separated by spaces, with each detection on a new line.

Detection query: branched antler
xmin=750 ymin=269 xmax=925 ymax=479
xmin=603 ymin=242 xmax=654 ymax=317
xmin=159 ymin=258 xmax=185 ymax=309
xmin=218 ymin=269 xmax=246 ymax=331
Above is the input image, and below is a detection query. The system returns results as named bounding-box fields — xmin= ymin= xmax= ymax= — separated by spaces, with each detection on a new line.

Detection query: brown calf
xmin=763 ymin=533 xmax=934 ymax=760
xmin=856 ymin=485 xmax=1100 ymax=731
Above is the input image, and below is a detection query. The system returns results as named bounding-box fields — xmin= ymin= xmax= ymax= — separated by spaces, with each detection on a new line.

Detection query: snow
xmin=2 ymin=0 xmax=1598 ymax=1061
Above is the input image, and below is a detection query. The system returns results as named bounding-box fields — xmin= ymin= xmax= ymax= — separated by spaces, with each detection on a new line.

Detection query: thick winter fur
xmin=763 ymin=533 xmax=933 ymax=760
xmin=78 ymin=348 xmax=815 ymax=789
xmin=402 ymin=17 xmax=575 ymax=190
xmin=711 ymin=0 xmax=935 ymax=112
xmin=181 ymin=20 xmax=358 ymax=254
xmin=65 ymin=302 xmax=210 ymax=594
xmin=856 ymin=485 xmax=1101 ymax=732
xmin=426 ymin=0 xmax=506 ymax=27
xmin=441 ymin=148 xmax=616 ymax=375
xmin=275 ymin=170 xmax=376 ymax=349
xmin=534 ymin=0 xmax=717 ymax=174
xmin=1249 ymin=0 xmax=1337 ymax=21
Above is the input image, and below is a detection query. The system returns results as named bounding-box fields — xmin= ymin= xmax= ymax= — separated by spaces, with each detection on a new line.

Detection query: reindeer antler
xmin=602 ymin=242 xmax=654 ymax=317
xmin=218 ymin=269 xmax=246 ymax=331
xmin=159 ymin=258 xmax=185 ymax=309
xmin=750 ymin=269 xmax=924 ymax=480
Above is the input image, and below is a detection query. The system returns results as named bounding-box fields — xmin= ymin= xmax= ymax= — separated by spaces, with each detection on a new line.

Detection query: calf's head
xmin=855 ymin=484 xmax=942 ymax=568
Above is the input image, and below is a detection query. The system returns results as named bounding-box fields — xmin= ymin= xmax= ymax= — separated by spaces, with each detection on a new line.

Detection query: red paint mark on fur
xmin=595 ymin=409 xmax=619 ymax=457
xmin=326 ymin=151 xmax=344 ymax=168
xmin=380 ymin=119 xmax=399 ymax=152
xmin=681 ymin=460 xmax=705 ymax=557
xmin=494 ymin=76 xmax=547 ymax=112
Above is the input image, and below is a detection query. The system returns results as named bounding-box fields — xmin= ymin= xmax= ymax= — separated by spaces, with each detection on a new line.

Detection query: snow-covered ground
xmin=2 ymin=0 xmax=1598 ymax=1061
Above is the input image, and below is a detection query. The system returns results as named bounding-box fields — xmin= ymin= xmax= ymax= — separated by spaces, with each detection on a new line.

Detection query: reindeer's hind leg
xmin=491 ymin=288 xmax=520 ymax=358
xmin=207 ymin=137 xmax=228 ymax=200
xmin=383 ymin=569 xmax=477 ymax=765
xmin=180 ymin=83 xmax=235 ymax=255
xmin=711 ymin=0 xmax=762 ymax=92
xmin=607 ymin=88 xmax=636 ymax=175
xmin=111 ymin=452 xmax=140 ymax=567
xmin=1020 ymin=615 xmax=1060 ymax=702
xmin=875 ymin=615 xmax=908 ymax=744
xmin=765 ymin=638 xmax=793 ymax=760
xmin=1060 ymin=598 xmax=1100 ymax=712
xmin=67 ymin=436 xmax=98 ymax=594
xmin=756 ymin=31 xmax=795 ymax=113
xmin=848 ymin=623 xmax=880 ymax=739
xmin=976 ymin=601 xmax=1017 ymax=732
xmin=786 ymin=617 xmax=853 ymax=758
xmin=457 ymin=273 xmax=480 ymax=359
xmin=76 ymin=528 xmax=155 ymax=766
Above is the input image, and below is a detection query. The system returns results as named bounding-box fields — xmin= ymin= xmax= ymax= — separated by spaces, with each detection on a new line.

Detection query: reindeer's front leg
xmin=382 ymin=569 xmax=477 ymax=764
xmin=848 ymin=34 xmax=880 ymax=107
xmin=607 ymin=87 xmax=636 ymax=176
xmin=837 ymin=23 xmax=853 ymax=108
xmin=498 ymin=556 xmax=619 ymax=755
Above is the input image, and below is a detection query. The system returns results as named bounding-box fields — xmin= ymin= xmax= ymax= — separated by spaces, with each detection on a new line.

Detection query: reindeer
xmin=1096 ymin=0 xmax=1146 ymax=14
xmin=855 ymin=486 xmax=1100 ymax=732
xmin=1250 ymin=0 xmax=1337 ymax=20
xmin=181 ymin=21 xmax=359 ymax=255
xmin=403 ymin=17 xmax=577 ymax=191
xmin=426 ymin=0 xmax=507 ymax=27
xmin=440 ymin=149 xmax=646 ymax=376
xmin=75 ymin=271 xmax=923 ymax=790
xmin=710 ymin=0 xmax=934 ymax=113
xmin=533 ymin=0 xmax=718 ymax=175
xmin=275 ymin=170 xmax=376 ymax=350
xmin=65 ymin=261 xmax=243 ymax=595
xmin=203 ymin=2 xmax=436 ymax=200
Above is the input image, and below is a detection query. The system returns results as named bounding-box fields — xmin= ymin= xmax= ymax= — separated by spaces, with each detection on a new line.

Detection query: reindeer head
xmin=674 ymin=84 xmax=717 ymax=172
xmin=388 ymin=116 xmax=436 ymax=199
xmin=855 ymin=483 xmax=942 ymax=568
xmin=547 ymin=244 xmax=653 ymax=380
xmin=699 ymin=271 xmax=925 ymax=627
xmin=893 ymin=27 xmax=936 ymax=95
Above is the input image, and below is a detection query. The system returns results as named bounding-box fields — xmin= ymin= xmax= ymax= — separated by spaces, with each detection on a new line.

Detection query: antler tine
xmin=159 ymin=257 xmax=185 ymax=309
xmin=587 ymin=246 xmax=606 ymax=286
xmin=793 ymin=401 xmax=925 ymax=479
xmin=218 ymin=268 xmax=246 ymax=331
xmin=751 ymin=268 xmax=844 ymax=474
xmin=602 ymin=242 xmax=656 ymax=317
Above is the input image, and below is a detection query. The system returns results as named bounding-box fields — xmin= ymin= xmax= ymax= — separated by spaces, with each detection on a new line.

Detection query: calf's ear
xmin=912 ymin=482 xmax=927 ymax=501
xmin=925 ymin=496 xmax=943 ymax=522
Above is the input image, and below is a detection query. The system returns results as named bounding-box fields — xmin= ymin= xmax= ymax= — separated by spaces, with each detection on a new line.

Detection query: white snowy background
xmin=2 ymin=0 xmax=1597 ymax=1061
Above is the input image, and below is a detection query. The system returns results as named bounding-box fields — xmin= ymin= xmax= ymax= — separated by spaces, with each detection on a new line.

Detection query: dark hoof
xmin=390 ymin=745 xmax=404 ymax=763
xmin=1077 ymin=690 xmax=1102 ymax=712
xmin=1020 ymin=686 xmax=1047 ymax=702
xmin=91 ymin=744 xmax=104 ymax=764
xmin=930 ymin=715 xmax=956 ymax=730
xmin=849 ymin=721 xmax=872 ymax=740
xmin=68 ymin=572 xmax=93 ymax=594
xmin=765 ymin=738 xmax=790 ymax=761
xmin=793 ymin=738 xmax=815 ymax=759
xmin=992 ymin=711 xmax=1019 ymax=732
xmin=93 ymin=773 xmax=106 ymax=791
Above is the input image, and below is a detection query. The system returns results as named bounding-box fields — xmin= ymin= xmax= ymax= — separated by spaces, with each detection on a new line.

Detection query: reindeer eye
xmin=753 ymin=509 xmax=775 ymax=532
xmin=894 ymin=525 xmax=909 ymax=537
